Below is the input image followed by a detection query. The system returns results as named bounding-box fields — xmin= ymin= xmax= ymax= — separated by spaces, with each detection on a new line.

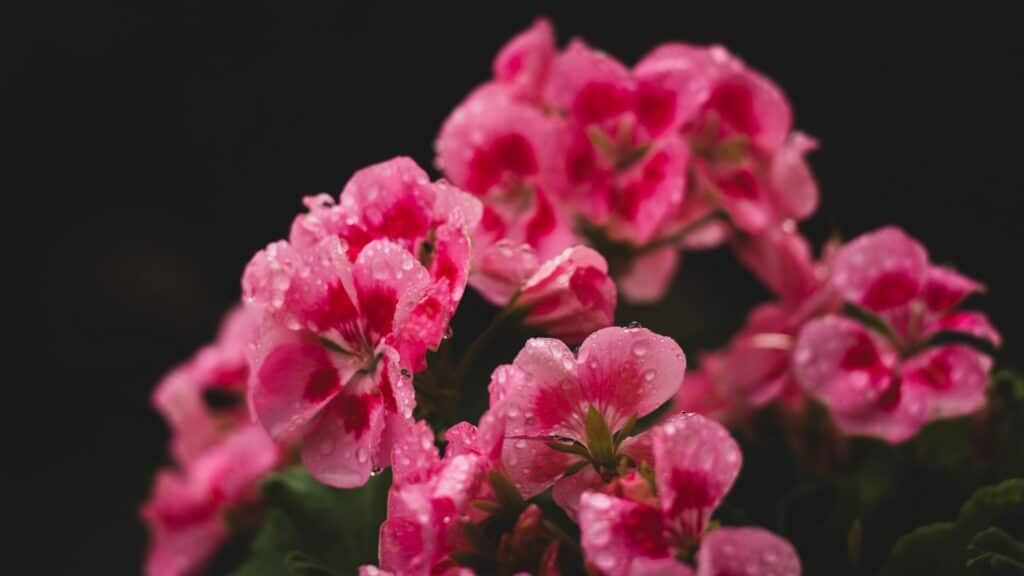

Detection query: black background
xmin=13 ymin=3 xmax=1022 ymax=573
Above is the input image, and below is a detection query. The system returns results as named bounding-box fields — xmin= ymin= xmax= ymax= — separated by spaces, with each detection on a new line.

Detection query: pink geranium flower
xmin=142 ymin=306 xmax=279 ymax=576
xmin=577 ymin=415 xmax=800 ymax=576
xmin=493 ymin=326 xmax=686 ymax=517
xmin=793 ymin=227 xmax=1000 ymax=443
xmin=288 ymin=156 xmax=482 ymax=371
xmin=142 ymin=426 xmax=279 ymax=576
xmin=473 ymin=243 xmax=617 ymax=344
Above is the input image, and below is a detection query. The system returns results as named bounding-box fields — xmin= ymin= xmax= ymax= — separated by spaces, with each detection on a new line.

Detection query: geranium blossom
xmin=437 ymin=19 xmax=819 ymax=303
xmin=142 ymin=306 xmax=279 ymax=576
xmin=472 ymin=242 xmax=617 ymax=343
xmin=493 ymin=326 xmax=686 ymax=517
xmin=793 ymin=227 xmax=1000 ymax=442
xmin=578 ymin=415 xmax=800 ymax=576
xmin=243 ymin=159 xmax=479 ymax=487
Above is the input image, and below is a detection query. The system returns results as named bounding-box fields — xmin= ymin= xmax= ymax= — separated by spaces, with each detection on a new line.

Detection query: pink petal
xmin=927 ymin=310 xmax=1002 ymax=347
xmin=672 ymin=368 xmax=741 ymax=425
xmin=248 ymin=325 xmax=357 ymax=442
xmin=352 ymin=240 xmax=431 ymax=344
xmin=793 ymin=316 xmax=899 ymax=415
xmin=152 ymin=365 xmax=223 ymax=466
xmin=243 ymin=237 xmax=361 ymax=334
xmin=544 ymin=39 xmax=634 ymax=125
xmin=436 ymin=84 xmax=556 ymax=196
xmin=338 ymin=157 xmax=436 ymax=250
xmin=141 ymin=470 xmax=226 ymax=576
xmin=617 ymin=246 xmax=680 ymax=304
xmin=359 ymin=567 xmax=394 ymax=576
xmin=518 ymin=246 xmax=617 ymax=344
xmin=493 ymin=18 xmax=556 ymax=102
xmin=703 ymin=60 xmax=793 ymax=152
xmin=830 ymin=380 xmax=930 ymax=444
xmin=921 ymin=265 xmax=983 ymax=313
xmin=576 ymin=326 xmax=687 ymax=431
xmin=579 ymin=491 xmax=672 ymax=576
xmin=507 ymin=337 xmax=582 ymax=437
xmin=768 ymin=132 xmax=819 ymax=221
xmin=551 ymin=465 xmax=604 ymax=521
xmin=652 ymin=414 xmax=741 ymax=536
xmin=502 ymin=436 xmax=577 ymax=499
xmin=696 ymin=527 xmax=801 ymax=576
xmin=830 ymin=227 xmax=928 ymax=312
xmin=630 ymin=558 xmax=695 ymax=576
xmin=903 ymin=345 xmax=992 ymax=419
xmin=609 ymin=138 xmax=689 ymax=245
xmin=470 ymin=240 xmax=541 ymax=306
xmin=733 ymin=226 xmax=818 ymax=301
xmin=390 ymin=418 xmax=441 ymax=487
xmin=192 ymin=425 xmax=279 ymax=503
xmin=633 ymin=43 xmax=717 ymax=131
xmin=300 ymin=391 xmax=385 ymax=488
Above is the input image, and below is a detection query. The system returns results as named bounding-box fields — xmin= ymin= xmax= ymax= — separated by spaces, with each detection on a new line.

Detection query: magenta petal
xmin=921 ymin=265 xmax=983 ymax=313
xmin=769 ymin=132 xmax=819 ymax=221
xmin=470 ymin=240 xmax=541 ymax=306
xmin=248 ymin=326 xmax=354 ymax=442
xmin=630 ymin=557 xmax=695 ymax=576
xmin=545 ymin=39 xmax=634 ymax=125
xmin=141 ymin=470 xmax=226 ymax=576
xmin=652 ymin=414 xmax=741 ymax=534
xmin=338 ymin=157 xmax=436 ymax=248
xmin=579 ymin=491 xmax=672 ymax=576
xmin=576 ymin=326 xmax=687 ymax=431
xmin=551 ymin=465 xmax=604 ymax=521
xmin=831 ymin=226 xmax=928 ymax=312
xmin=734 ymin=226 xmax=818 ymax=302
xmin=192 ymin=425 xmax=279 ymax=503
xmin=617 ymin=246 xmax=680 ymax=304
xmin=903 ymin=345 xmax=992 ymax=419
xmin=390 ymin=418 xmax=441 ymax=487
xmin=300 ymin=392 xmax=385 ymax=488
xmin=519 ymin=246 xmax=617 ymax=343
xmin=503 ymin=436 xmax=575 ymax=499
xmin=831 ymin=380 xmax=930 ymax=444
xmin=352 ymin=239 xmax=431 ymax=344
xmin=507 ymin=337 xmax=581 ymax=437
xmin=696 ymin=527 xmax=801 ymax=576
xmin=927 ymin=310 xmax=1002 ymax=347
xmin=493 ymin=18 xmax=556 ymax=102
xmin=793 ymin=316 xmax=899 ymax=415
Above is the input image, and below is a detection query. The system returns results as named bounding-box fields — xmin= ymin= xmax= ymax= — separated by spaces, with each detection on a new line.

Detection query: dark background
xmin=14 ymin=3 xmax=1022 ymax=573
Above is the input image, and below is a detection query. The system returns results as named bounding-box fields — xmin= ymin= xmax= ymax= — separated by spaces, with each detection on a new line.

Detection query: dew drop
xmin=319 ymin=438 xmax=336 ymax=456
xmin=356 ymin=447 xmax=368 ymax=463
xmin=643 ymin=369 xmax=657 ymax=382
xmin=370 ymin=465 xmax=383 ymax=477
xmin=443 ymin=326 xmax=454 ymax=340
xmin=631 ymin=340 xmax=649 ymax=357
xmin=627 ymin=321 xmax=643 ymax=329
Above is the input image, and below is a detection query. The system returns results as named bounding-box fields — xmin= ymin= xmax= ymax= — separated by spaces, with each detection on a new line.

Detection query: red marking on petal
xmin=526 ymin=193 xmax=557 ymax=247
xmin=312 ymin=282 xmax=359 ymax=332
xmin=331 ymin=393 xmax=382 ymax=438
xmin=303 ymin=366 xmax=340 ymax=403
xmin=433 ymin=253 xmax=459 ymax=287
xmin=917 ymin=354 xmax=954 ymax=390
xmin=720 ymin=169 xmax=759 ymax=200
xmin=481 ymin=206 xmax=507 ymax=236
xmin=570 ymin=266 xmax=609 ymax=310
xmin=378 ymin=194 xmax=430 ymax=242
xmin=152 ymin=493 xmax=221 ymax=531
xmin=877 ymin=376 xmax=903 ymax=411
xmin=707 ymin=80 xmax=758 ymax=136
xmin=567 ymin=145 xmax=599 ymax=184
xmin=360 ymin=287 xmax=398 ymax=339
xmin=666 ymin=468 xmax=714 ymax=517
xmin=574 ymin=82 xmax=633 ymax=124
xmin=841 ymin=333 xmax=885 ymax=373
xmin=862 ymin=271 xmax=920 ymax=310
xmin=492 ymin=133 xmax=538 ymax=176
xmin=923 ymin=281 xmax=965 ymax=311
xmin=378 ymin=366 xmax=398 ymax=413
xmin=467 ymin=148 xmax=502 ymax=194
xmin=621 ymin=504 xmax=670 ymax=557
xmin=532 ymin=383 xmax=578 ymax=430
xmin=635 ymin=84 xmax=676 ymax=136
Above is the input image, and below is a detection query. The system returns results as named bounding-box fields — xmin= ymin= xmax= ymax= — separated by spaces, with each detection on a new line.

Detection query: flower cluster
xmin=140 ymin=18 xmax=1006 ymax=576
xmin=437 ymin=18 xmax=818 ymax=303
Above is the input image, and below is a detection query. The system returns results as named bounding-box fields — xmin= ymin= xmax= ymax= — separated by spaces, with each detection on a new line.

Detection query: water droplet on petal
xmin=643 ymin=369 xmax=657 ymax=382
xmin=356 ymin=447 xmax=368 ymax=463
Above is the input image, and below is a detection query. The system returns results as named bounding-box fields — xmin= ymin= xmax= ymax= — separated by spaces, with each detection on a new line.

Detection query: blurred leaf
xmin=584 ymin=406 xmax=614 ymax=465
xmin=967 ymin=527 xmax=1024 ymax=576
xmin=879 ymin=522 xmax=960 ymax=576
xmin=233 ymin=467 xmax=391 ymax=576
xmin=880 ymin=478 xmax=1024 ymax=575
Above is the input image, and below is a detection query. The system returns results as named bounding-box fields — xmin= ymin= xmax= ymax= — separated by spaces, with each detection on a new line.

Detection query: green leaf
xmin=545 ymin=439 xmax=591 ymax=459
xmin=920 ymin=330 xmax=999 ymax=356
xmin=584 ymin=405 xmax=614 ymax=465
xmin=967 ymin=527 xmax=1024 ymax=575
xmin=880 ymin=479 xmax=1024 ymax=576
xmin=614 ymin=143 xmax=651 ymax=172
xmin=489 ymin=470 xmax=525 ymax=512
xmin=841 ymin=302 xmax=901 ymax=347
xmin=233 ymin=467 xmax=391 ymax=576
xmin=879 ymin=522 xmax=960 ymax=576
xmin=586 ymin=126 xmax=617 ymax=159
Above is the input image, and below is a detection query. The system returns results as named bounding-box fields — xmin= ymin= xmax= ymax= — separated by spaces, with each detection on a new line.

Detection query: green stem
xmin=453 ymin=305 xmax=528 ymax=422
